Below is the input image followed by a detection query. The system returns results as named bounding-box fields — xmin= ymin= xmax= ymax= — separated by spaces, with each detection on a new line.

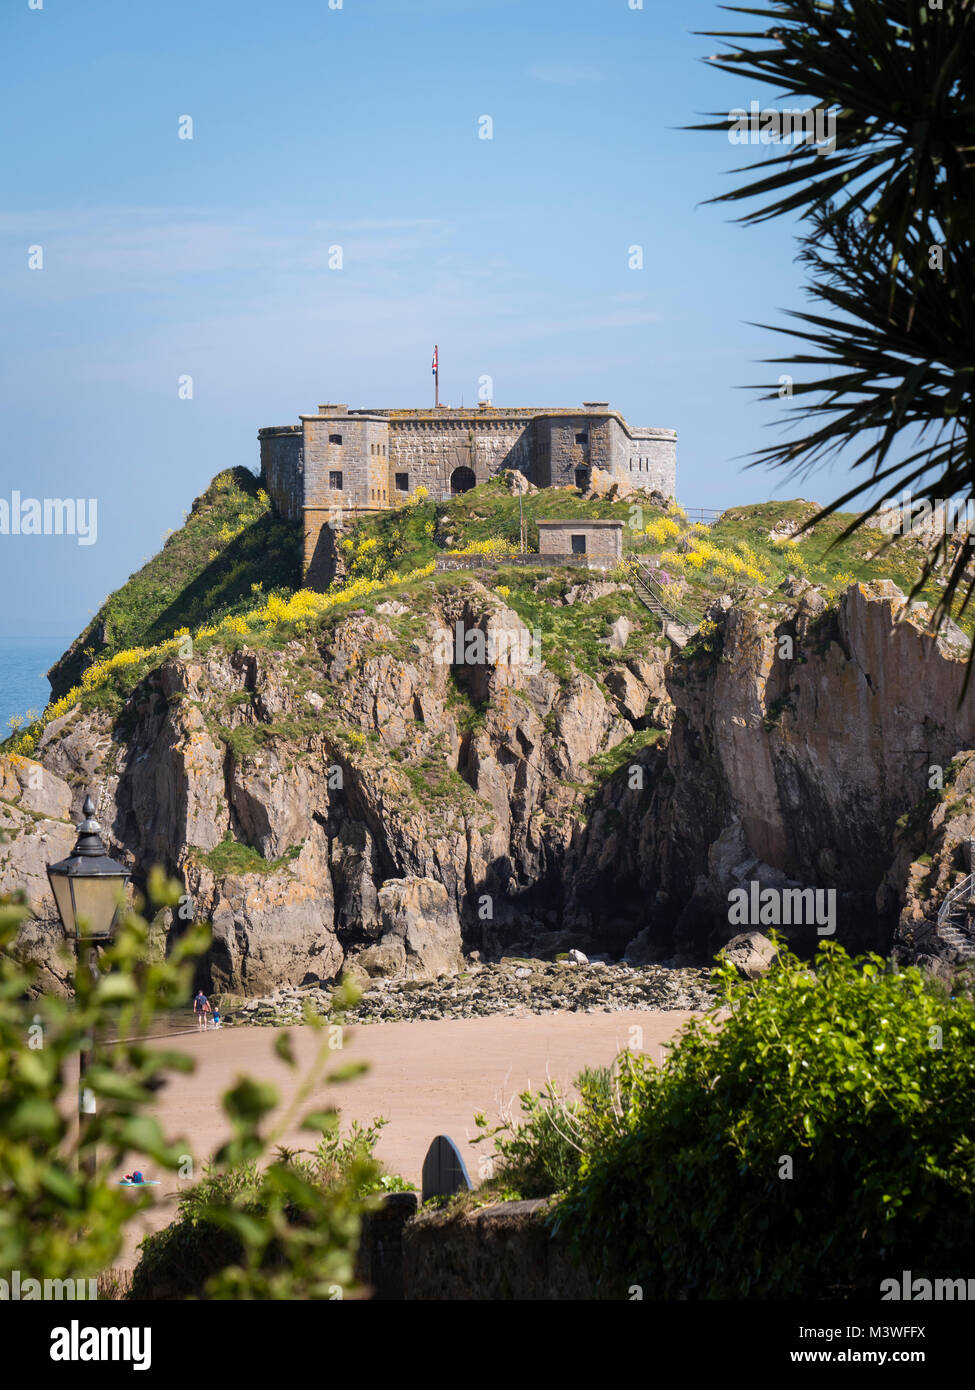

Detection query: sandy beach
xmin=116 ymin=1008 xmax=700 ymax=1272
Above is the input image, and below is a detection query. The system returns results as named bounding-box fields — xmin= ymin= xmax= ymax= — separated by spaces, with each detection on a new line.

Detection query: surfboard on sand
xmin=421 ymin=1134 xmax=473 ymax=1203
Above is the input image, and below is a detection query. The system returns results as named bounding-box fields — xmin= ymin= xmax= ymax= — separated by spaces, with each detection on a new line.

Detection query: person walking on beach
xmin=193 ymin=990 xmax=211 ymax=1032
xmin=211 ymin=1002 xmax=221 ymax=1030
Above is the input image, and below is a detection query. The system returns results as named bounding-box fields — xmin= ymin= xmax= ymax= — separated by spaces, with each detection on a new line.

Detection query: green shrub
xmin=555 ymin=941 xmax=975 ymax=1299
xmin=130 ymin=1118 xmax=410 ymax=1300
xmin=0 ymin=874 xmax=381 ymax=1301
xmin=473 ymin=1066 xmax=612 ymax=1199
xmin=0 ymin=890 xmax=208 ymax=1288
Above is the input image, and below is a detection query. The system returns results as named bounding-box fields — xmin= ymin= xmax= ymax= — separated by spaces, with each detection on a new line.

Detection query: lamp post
xmin=47 ymin=794 xmax=131 ymax=1176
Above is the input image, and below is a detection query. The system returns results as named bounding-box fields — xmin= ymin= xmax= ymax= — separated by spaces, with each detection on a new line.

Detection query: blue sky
xmin=1 ymin=0 xmax=845 ymax=647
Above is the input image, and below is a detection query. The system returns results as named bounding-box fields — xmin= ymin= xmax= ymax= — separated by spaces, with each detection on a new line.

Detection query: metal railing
xmin=627 ymin=558 xmax=702 ymax=633
xmin=937 ymin=872 xmax=975 ymax=932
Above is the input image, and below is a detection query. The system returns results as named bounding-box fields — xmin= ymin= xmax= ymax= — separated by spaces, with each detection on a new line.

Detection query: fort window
xmin=329 ymin=434 xmax=343 ymax=445
xmin=395 ymin=473 xmax=409 ymax=492
xmin=575 ymin=432 xmax=588 ymax=445
xmin=571 ymin=534 xmax=587 ymax=555
xmin=330 ymin=471 xmax=343 ymax=490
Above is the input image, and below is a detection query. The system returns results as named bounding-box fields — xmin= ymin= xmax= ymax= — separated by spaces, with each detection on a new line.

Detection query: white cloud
xmin=0 ymin=208 xmax=450 ymax=297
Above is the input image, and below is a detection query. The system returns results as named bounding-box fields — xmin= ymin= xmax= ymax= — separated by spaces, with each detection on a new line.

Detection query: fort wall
xmin=615 ymin=425 xmax=676 ymax=496
xmin=258 ymin=427 xmax=303 ymax=523
xmin=259 ymin=400 xmax=676 ymax=588
xmin=385 ymin=413 xmax=533 ymax=497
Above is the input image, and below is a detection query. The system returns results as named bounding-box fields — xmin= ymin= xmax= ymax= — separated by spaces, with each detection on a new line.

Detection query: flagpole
xmin=435 ymin=344 xmax=439 ymax=408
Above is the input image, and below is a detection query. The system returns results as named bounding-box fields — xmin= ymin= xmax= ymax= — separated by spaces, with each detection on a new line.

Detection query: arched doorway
xmin=450 ymin=466 xmax=476 ymax=495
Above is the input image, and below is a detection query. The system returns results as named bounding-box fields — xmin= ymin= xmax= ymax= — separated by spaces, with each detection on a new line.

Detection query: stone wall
xmin=534 ymin=416 xmax=676 ymax=496
xmin=544 ymin=415 xmax=602 ymax=487
xmin=433 ymin=553 xmax=607 ymax=572
xmin=386 ymin=413 xmax=533 ymax=497
xmin=303 ymin=412 xmax=389 ymax=516
xmin=303 ymin=510 xmax=341 ymax=590
xmin=402 ymin=1199 xmax=599 ymax=1300
xmin=614 ymin=425 xmax=676 ymax=497
xmin=357 ymin=1192 xmax=418 ymax=1300
xmin=258 ymin=428 xmax=303 ymax=522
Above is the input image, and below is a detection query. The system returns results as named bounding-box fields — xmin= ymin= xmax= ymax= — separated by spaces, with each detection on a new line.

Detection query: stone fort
xmin=259 ymin=401 xmax=676 ymax=587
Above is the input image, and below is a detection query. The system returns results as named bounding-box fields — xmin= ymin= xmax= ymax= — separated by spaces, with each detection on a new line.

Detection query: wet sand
xmin=116 ymin=1008 xmax=700 ymax=1271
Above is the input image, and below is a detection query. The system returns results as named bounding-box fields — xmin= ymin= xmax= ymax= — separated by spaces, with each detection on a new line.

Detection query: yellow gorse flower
xmin=446 ymin=536 xmax=522 ymax=558
xmin=643 ymin=517 xmax=681 ymax=545
xmin=13 ymin=564 xmax=437 ymax=748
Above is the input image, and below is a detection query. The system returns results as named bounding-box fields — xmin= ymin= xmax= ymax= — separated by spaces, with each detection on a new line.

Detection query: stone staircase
xmin=627 ymin=558 xmax=697 ymax=648
xmin=936 ymin=872 xmax=975 ymax=959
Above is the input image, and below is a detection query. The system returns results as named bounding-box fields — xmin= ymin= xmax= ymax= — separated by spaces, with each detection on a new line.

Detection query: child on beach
xmin=211 ymin=1003 xmax=221 ymax=1029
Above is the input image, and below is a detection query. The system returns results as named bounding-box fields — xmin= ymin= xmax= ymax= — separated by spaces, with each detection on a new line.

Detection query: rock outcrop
xmin=631 ymin=580 xmax=975 ymax=966
xmin=4 ymin=577 xmax=975 ymax=993
xmin=719 ymin=931 xmax=779 ymax=981
xmin=355 ymin=877 xmax=464 ymax=981
xmin=0 ymin=756 xmax=80 ymax=995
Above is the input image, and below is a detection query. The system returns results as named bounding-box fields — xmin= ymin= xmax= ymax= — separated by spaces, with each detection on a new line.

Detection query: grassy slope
xmin=710 ymin=500 xmax=955 ymax=614
xmin=13 ymin=472 xmax=965 ymax=748
xmin=48 ymin=468 xmax=301 ymax=700
xmin=335 ymin=476 xmax=676 ymax=583
xmin=338 ymin=480 xmax=959 ymax=629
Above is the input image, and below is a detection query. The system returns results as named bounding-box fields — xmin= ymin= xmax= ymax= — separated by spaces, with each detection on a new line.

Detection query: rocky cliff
xmin=3 ymin=573 xmax=974 ymax=994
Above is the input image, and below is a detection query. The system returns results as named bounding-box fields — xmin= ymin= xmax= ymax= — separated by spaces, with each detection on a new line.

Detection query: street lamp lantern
xmin=47 ymin=793 xmax=131 ymax=1178
xmin=47 ymin=795 xmax=130 ymax=943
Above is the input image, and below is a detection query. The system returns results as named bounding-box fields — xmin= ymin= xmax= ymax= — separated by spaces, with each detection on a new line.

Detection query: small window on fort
xmin=330 ymin=471 xmax=343 ymax=490
xmin=395 ymin=473 xmax=409 ymax=492
xmin=575 ymin=432 xmax=588 ymax=445
xmin=571 ymin=534 xmax=587 ymax=555
xmin=329 ymin=433 xmax=342 ymax=445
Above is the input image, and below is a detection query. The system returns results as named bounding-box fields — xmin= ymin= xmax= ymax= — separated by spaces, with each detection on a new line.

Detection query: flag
xmin=431 ymin=346 xmax=438 ymax=375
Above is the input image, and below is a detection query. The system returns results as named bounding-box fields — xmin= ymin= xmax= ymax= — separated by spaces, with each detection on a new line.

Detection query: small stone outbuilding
xmin=536 ymin=519 xmax=624 ymax=566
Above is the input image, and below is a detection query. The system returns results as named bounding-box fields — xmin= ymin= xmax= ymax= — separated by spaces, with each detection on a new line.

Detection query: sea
xmin=0 ymin=636 xmax=71 ymax=737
